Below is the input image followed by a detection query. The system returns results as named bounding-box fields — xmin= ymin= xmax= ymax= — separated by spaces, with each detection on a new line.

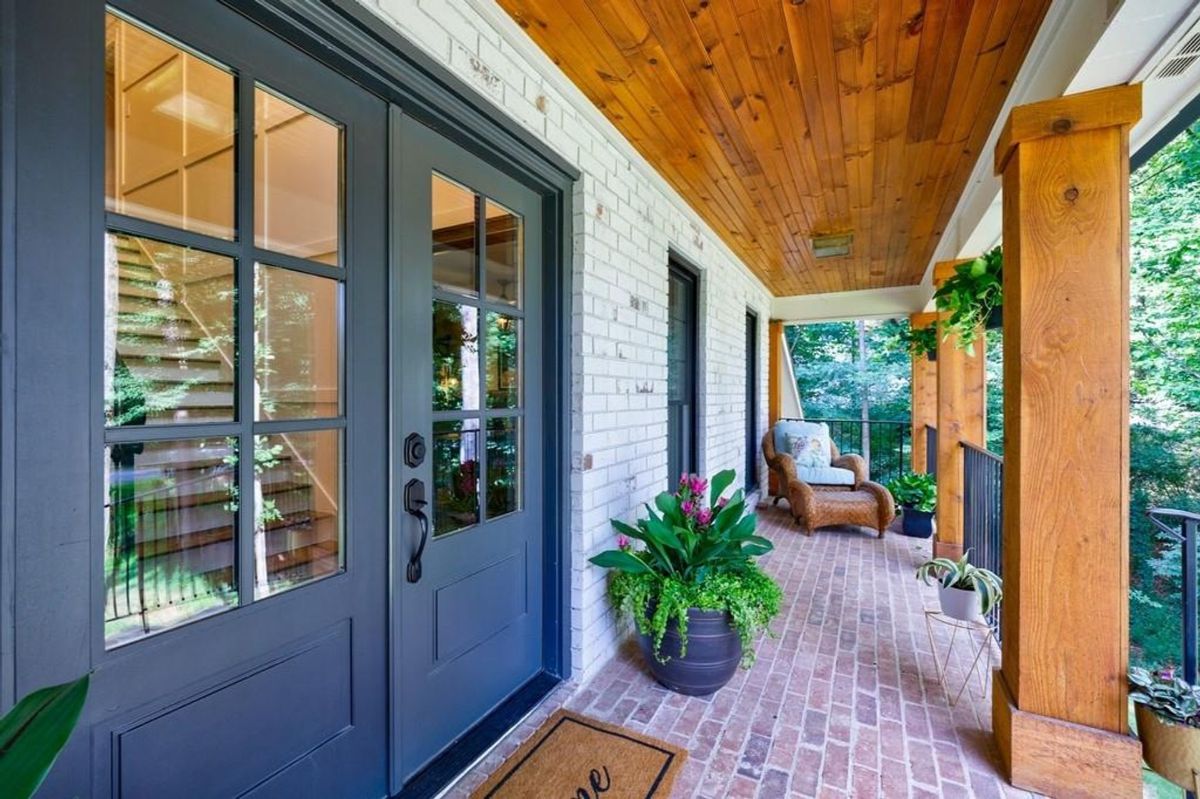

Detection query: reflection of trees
xmin=433 ymin=301 xmax=478 ymax=411
xmin=486 ymin=421 xmax=517 ymax=517
xmin=432 ymin=426 xmax=479 ymax=535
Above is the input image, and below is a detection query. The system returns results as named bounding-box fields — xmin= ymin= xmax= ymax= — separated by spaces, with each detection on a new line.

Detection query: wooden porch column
xmin=991 ymin=84 xmax=1143 ymax=798
xmin=909 ymin=312 xmax=937 ymax=474
xmin=933 ymin=263 xmax=985 ymax=560
xmin=767 ymin=320 xmax=784 ymax=496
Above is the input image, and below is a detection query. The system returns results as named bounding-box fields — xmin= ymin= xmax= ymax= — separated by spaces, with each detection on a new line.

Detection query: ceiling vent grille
xmin=1154 ymin=27 xmax=1200 ymax=80
xmin=811 ymin=233 xmax=853 ymax=259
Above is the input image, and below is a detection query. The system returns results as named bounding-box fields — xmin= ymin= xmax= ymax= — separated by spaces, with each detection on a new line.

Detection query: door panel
xmin=17 ymin=3 xmax=389 ymax=796
xmin=392 ymin=115 xmax=544 ymax=786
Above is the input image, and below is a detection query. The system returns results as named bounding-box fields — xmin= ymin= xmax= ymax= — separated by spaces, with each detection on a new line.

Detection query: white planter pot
xmin=938 ymin=584 xmax=981 ymax=622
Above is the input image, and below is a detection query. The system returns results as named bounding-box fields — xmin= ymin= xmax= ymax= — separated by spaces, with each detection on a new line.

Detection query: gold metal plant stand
xmin=923 ymin=610 xmax=997 ymax=708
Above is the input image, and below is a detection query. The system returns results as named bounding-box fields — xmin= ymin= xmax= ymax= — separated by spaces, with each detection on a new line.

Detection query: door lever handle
xmin=405 ymin=478 xmax=429 ymax=583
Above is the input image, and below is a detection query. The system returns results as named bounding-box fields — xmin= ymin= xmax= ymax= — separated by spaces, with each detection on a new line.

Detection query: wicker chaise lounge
xmin=762 ymin=425 xmax=895 ymax=537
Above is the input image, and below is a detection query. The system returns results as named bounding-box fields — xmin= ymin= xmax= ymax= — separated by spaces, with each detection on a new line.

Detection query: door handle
xmin=404 ymin=478 xmax=429 ymax=583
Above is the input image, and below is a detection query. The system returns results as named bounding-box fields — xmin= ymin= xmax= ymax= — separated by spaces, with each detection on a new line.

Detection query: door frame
xmin=0 ymin=0 xmax=576 ymax=789
xmin=744 ymin=308 xmax=759 ymax=492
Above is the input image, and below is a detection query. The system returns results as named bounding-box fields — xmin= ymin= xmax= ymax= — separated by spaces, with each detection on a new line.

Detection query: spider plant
xmin=916 ymin=550 xmax=1003 ymax=616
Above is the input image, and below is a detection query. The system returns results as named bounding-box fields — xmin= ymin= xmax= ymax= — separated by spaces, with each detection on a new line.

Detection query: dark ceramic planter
xmin=927 ymin=349 xmax=937 ymax=363
xmin=637 ymin=609 xmax=742 ymax=696
xmin=985 ymin=305 xmax=1002 ymax=330
xmin=900 ymin=507 xmax=934 ymax=538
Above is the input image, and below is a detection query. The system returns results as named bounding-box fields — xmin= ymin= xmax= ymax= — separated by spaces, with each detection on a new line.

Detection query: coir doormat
xmin=470 ymin=709 xmax=686 ymax=798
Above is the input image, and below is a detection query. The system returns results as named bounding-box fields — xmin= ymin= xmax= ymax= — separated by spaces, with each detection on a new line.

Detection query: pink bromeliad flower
xmin=616 ymin=534 xmax=631 ymax=551
xmin=716 ymin=496 xmax=729 ymax=509
xmin=688 ymin=475 xmax=708 ymax=494
xmin=680 ymin=499 xmax=696 ymax=517
xmin=696 ymin=508 xmax=713 ymax=526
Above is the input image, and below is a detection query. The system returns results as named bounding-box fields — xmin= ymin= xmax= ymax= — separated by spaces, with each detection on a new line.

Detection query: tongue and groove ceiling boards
xmin=497 ymin=0 xmax=1053 ymax=296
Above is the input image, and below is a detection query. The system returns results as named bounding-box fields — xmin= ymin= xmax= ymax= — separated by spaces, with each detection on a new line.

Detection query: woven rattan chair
xmin=762 ymin=429 xmax=895 ymax=537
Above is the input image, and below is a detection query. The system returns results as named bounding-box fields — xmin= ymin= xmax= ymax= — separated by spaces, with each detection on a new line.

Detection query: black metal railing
xmin=798 ymin=417 xmax=911 ymax=487
xmin=1146 ymin=508 xmax=1200 ymax=686
xmin=962 ymin=441 xmax=1003 ymax=637
xmin=926 ymin=425 xmax=937 ymax=477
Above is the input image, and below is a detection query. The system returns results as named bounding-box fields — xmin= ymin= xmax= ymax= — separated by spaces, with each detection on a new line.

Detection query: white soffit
xmin=770 ymin=285 xmax=930 ymax=324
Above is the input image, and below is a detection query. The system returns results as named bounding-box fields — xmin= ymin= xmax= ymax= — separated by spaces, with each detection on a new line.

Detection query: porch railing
xmin=803 ymin=417 xmax=911 ymax=487
xmin=962 ymin=441 xmax=1003 ymax=637
xmin=1146 ymin=508 xmax=1200 ymax=685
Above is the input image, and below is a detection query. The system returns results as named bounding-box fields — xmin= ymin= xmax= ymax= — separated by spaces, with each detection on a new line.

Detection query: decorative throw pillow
xmin=786 ymin=426 xmax=831 ymax=469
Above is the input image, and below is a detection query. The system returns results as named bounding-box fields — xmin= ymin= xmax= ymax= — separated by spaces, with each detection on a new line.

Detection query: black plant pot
xmin=900 ymin=507 xmax=934 ymax=538
xmin=637 ymin=609 xmax=742 ymax=696
xmin=985 ymin=305 xmax=1002 ymax=330
xmin=927 ymin=349 xmax=937 ymax=363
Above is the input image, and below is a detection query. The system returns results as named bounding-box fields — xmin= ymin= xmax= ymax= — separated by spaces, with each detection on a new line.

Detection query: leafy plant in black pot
xmin=1130 ymin=666 xmax=1200 ymax=791
xmin=903 ymin=324 xmax=938 ymax=362
xmin=887 ymin=473 xmax=936 ymax=538
xmin=589 ymin=469 xmax=782 ymax=696
xmin=932 ymin=245 xmax=1002 ymax=355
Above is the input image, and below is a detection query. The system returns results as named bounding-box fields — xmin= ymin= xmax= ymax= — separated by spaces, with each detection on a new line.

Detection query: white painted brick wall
xmin=364 ymin=0 xmax=774 ymax=681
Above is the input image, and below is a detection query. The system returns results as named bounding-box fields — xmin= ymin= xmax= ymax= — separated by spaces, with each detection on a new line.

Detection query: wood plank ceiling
xmin=497 ymin=0 xmax=1053 ymax=296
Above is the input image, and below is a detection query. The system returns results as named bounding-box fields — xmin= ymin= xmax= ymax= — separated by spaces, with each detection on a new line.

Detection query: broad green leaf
xmin=589 ymin=550 xmax=654 ymax=574
xmin=0 ymin=673 xmax=90 ymax=799
xmin=709 ymin=469 xmax=736 ymax=507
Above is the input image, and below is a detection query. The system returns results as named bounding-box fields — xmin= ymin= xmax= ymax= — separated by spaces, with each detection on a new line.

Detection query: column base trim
xmin=932 ymin=538 xmax=962 ymax=560
xmin=992 ymin=670 xmax=1142 ymax=798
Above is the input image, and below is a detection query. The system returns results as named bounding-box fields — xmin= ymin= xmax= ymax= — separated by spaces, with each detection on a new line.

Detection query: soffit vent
xmin=811 ymin=233 xmax=853 ymax=259
xmin=1153 ymin=24 xmax=1200 ymax=80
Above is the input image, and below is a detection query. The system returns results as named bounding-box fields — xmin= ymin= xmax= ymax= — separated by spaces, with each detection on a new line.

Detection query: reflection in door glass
xmin=486 ymin=417 xmax=520 ymax=519
xmin=104 ymin=231 xmax=236 ymax=427
xmin=432 ymin=175 xmax=478 ymax=296
xmin=105 ymin=12 xmax=236 ymax=239
xmin=254 ymin=87 xmax=342 ymax=264
xmin=485 ymin=199 xmax=522 ymax=306
xmin=255 ymin=265 xmax=341 ymax=420
xmin=432 ymin=420 xmax=480 ymax=536
xmin=104 ymin=437 xmax=238 ymax=648
xmin=433 ymin=301 xmax=480 ymax=411
xmin=253 ymin=430 xmax=343 ymax=598
xmin=485 ymin=312 xmax=520 ymax=409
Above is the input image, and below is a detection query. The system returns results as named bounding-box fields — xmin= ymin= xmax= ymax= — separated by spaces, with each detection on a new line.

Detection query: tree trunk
xmin=857 ymin=320 xmax=871 ymax=470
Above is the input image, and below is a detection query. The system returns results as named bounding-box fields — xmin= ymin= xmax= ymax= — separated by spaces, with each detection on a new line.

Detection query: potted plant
xmin=589 ymin=469 xmax=782 ymax=696
xmin=887 ymin=473 xmax=936 ymax=538
xmin=932 ymin=245 xmax=1002 ymax=355
xmin=1130 ymin=666 xmax=1200 ymax=791
xmin=916 ymin=550 xmax=1002 ymax=622
xmin=904 ymin=324 xmax=938 ymax=362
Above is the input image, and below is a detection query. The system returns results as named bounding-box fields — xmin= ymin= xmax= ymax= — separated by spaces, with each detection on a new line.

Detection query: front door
xmin=392 ymin=117 xmax=546 ymax=784
xmin=17 ymin=3 xmax=390 ymax=796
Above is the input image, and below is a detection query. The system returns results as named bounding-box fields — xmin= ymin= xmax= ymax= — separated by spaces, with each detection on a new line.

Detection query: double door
xmin=15 ymin=2 xmax=546 ymax=796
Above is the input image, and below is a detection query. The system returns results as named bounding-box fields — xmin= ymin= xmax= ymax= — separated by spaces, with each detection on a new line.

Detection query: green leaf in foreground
xmin=0 ymin=673 xmax=90 ymax=799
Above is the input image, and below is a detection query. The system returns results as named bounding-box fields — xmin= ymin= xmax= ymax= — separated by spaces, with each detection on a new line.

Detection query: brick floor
xmin=444 ymin=505 xmax=1041 ymax=798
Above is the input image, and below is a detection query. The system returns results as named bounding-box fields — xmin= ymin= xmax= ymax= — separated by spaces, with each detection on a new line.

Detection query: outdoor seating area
xmin=449 ymin=505 xmax=1024 ymax=798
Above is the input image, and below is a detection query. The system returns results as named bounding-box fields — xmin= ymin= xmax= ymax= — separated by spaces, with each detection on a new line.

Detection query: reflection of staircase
xmin=107 ymin=236 xmax=339 ymax=641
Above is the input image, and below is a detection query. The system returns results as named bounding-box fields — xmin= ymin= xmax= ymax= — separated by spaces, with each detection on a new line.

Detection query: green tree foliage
xmin=785 ymin=319 xmax=911 ymax=422
xmin=1129 ymin=120 xmax=1200 ymax=670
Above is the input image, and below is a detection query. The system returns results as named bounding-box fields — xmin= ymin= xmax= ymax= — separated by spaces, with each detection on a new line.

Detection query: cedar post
xmin=767 ymin=320 xmax=784 ymax=496
xmin=991 ymin=84 xmax=1143 ymax=798
xmin=933 ymin=262 xmax=985 ymax=560
xmin=909 ymin=311 xmax=938 ymax=474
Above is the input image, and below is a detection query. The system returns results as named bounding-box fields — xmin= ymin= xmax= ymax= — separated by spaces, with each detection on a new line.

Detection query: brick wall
xmin=363 ymin=0 xmax=774 ymax=680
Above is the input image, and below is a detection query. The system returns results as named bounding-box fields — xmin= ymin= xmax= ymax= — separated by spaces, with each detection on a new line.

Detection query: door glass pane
xmin=253 ymin=430 xmax=342 ymax=598
xmin=105 ymin=12 xmax=236 ymax=239
xmin=255 ymin=265 xmax=340 ymax=420
xmin=105 ymin=437 xmax=238 ymax=647
xmin=432 ymin=174 xmax=477 ymax=296
xmin=486 ymin=417 xmax=520 ymax=519
xmin=433 ymin=301 xmax=479 ymax=411
xmin=432 ymin=420 xmax=480 ymax=536
xmin=485 ymin=199 xmax=521 ymax=306
xmin=485 ymin=312 xmax=520 ymax=409
xmin=104 ymin=231 xmax=236 ymax=427
xmin=255 ymin=87 xmax=341 ymax=265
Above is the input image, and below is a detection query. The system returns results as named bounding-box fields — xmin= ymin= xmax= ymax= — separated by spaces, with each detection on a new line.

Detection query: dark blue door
xmin=391 ymin=115 xmax=545 ymax=787
xmin=15 ymin=3 xmax=391 ymax=796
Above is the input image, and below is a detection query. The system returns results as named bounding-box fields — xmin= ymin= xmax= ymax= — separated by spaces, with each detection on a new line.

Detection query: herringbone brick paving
xmin=447 ymin=504 xmax=1040 ymax=798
